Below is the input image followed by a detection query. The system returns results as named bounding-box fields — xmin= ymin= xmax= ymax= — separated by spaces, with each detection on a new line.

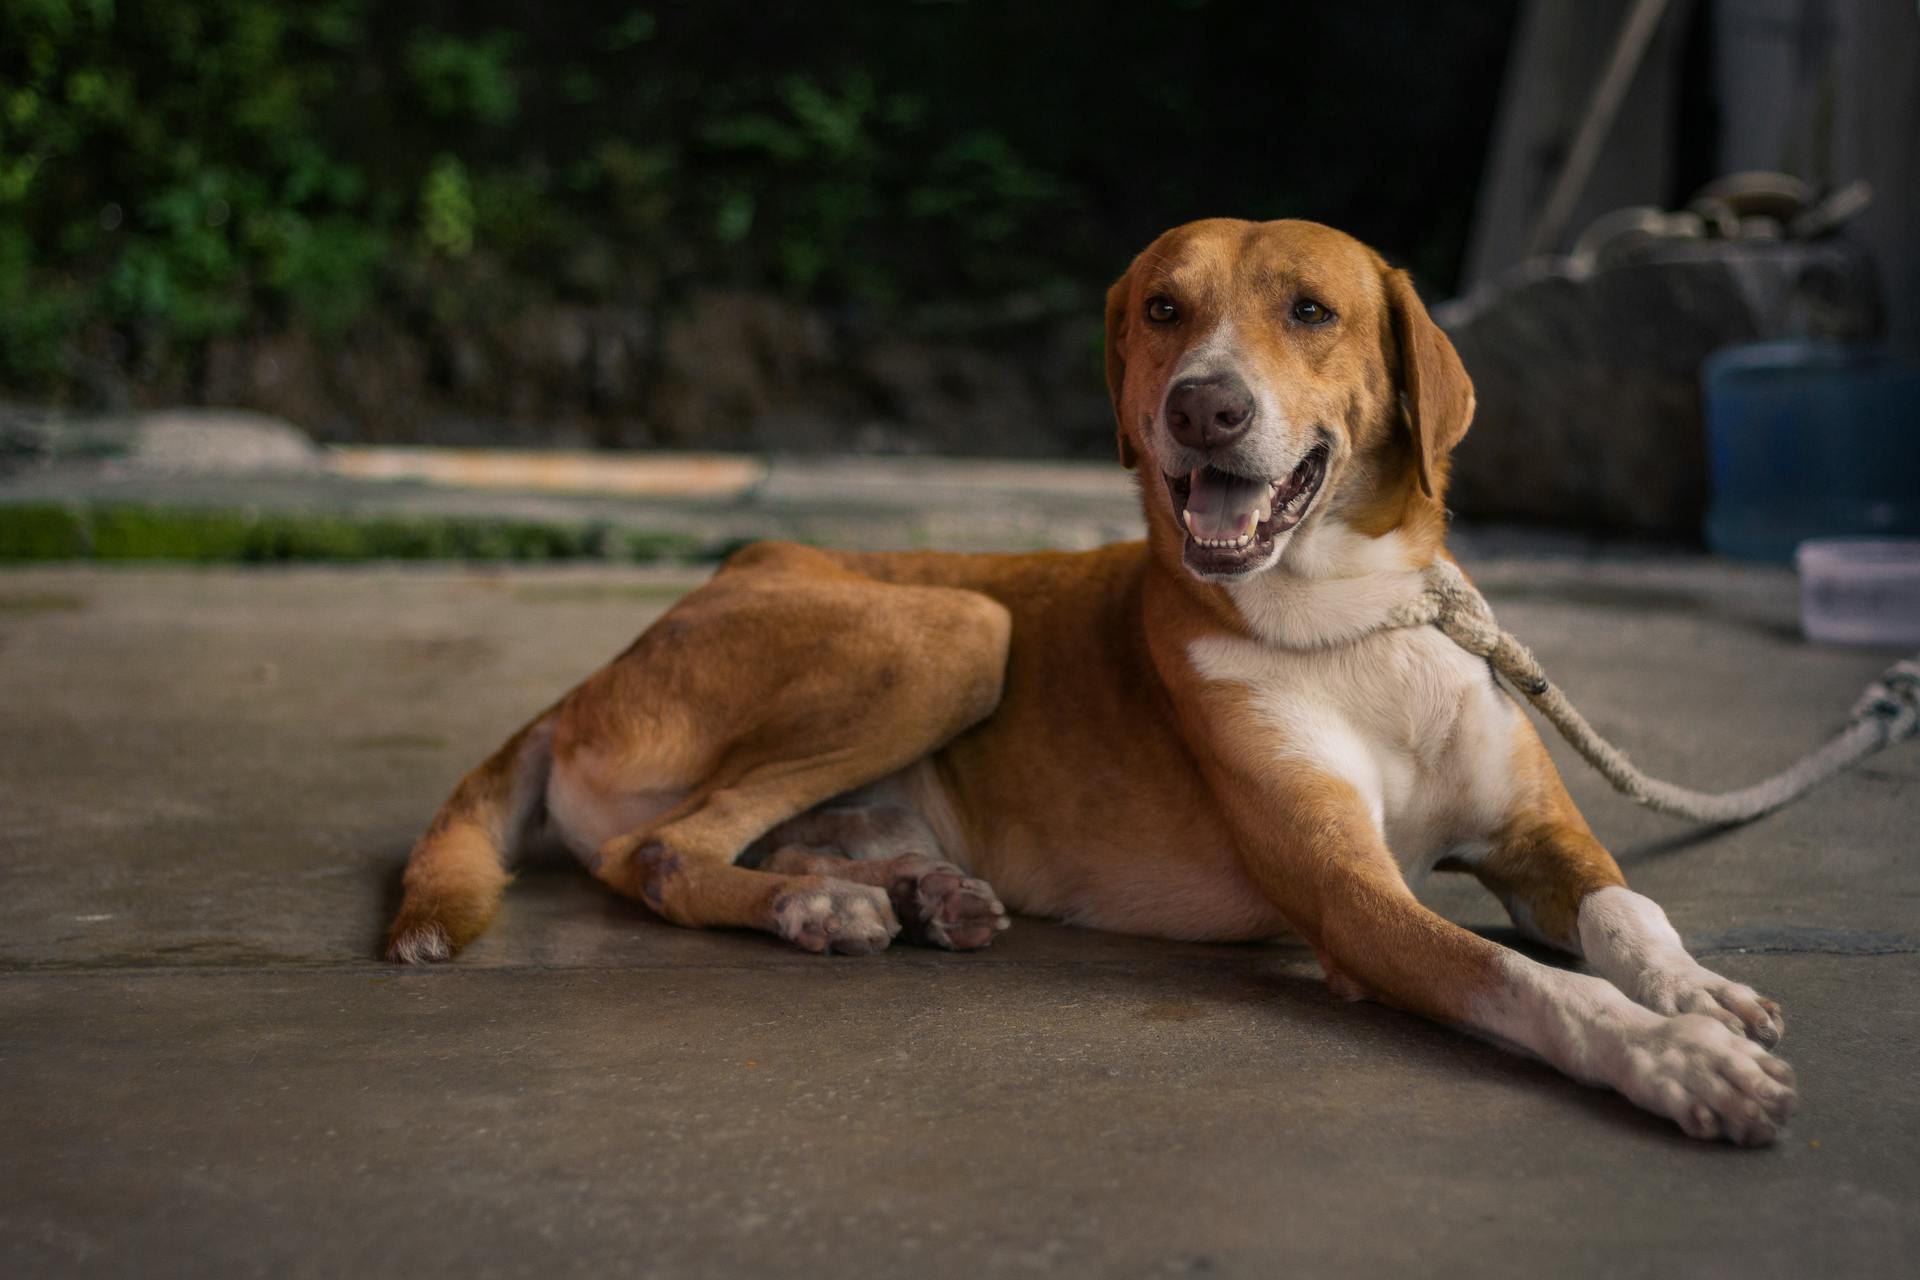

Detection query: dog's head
xmin=1105 ymin=218 xmax=1473 ymax=581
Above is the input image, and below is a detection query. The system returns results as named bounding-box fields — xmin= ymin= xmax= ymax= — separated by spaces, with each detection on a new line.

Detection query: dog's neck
xmin=1138 ymin=479 xmax=1442 ymax=651
xmin=1223 ymin=517 xmax=1433 ymax=649
xmin=1133 ymin=424 xmax=1454 ymax=651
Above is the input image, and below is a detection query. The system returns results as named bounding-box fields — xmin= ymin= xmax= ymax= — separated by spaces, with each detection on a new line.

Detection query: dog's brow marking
xmin=1131 ymin=245 xmax=1200 ymax=294
xmin=1130 ymin=245 xmax=1182 ymax=275
xmin=1248 ymin=264 xmax=1318 ymax=305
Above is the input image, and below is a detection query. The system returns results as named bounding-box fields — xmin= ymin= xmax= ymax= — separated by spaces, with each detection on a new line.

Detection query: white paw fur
xmin=1476 ymin=956 xmax=1798 ymax=1145
xmin=1579 ymin=886 xmax=1786 ymax=1046
xmin=772 ymin=881 xmax=900 ymax=956
xmin=1603 ymin=1011 xmax=1798 ymax=1145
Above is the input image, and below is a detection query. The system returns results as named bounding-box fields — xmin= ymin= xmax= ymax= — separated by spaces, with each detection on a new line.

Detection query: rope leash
xmin=1385 ymin=560 xmax=1920 ymax=825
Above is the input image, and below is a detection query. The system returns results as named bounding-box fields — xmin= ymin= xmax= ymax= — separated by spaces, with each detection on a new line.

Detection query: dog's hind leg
xmin=563 ymin=551 xmax=1013 ymax=954
xmin=591 ymin=775 xmax=1008 ymax=956
xmin=745 ymin=804 xmax=1010 ymax=950
xmin=746 ymin=800 xmax=944 ymax=864
xmin=586 ymin=774 xmax=907 ymax=955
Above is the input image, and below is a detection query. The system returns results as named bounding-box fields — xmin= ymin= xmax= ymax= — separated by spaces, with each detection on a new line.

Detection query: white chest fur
xmin=1189 ymin=571 xmax=1523 ymax=876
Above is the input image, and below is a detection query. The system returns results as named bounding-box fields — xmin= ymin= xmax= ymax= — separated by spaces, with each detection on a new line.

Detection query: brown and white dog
xmin=387 ymin=218 xmax=1797 ymax=1144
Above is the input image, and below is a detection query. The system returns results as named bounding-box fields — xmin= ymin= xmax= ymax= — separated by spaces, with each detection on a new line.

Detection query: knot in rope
xmin=1853 ymin=658 xmax=1920 ymax=744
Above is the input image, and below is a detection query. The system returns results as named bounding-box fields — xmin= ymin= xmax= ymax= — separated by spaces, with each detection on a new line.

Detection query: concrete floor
xmin=2 ymin=558 xmax=1916 ymax=1277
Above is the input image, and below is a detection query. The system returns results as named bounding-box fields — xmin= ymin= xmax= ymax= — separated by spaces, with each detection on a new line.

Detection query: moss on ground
xmin=0 ymin=503 xmax=707 ymax=565
xmin=0 ymin=506 xmax=91 ymax=559
xmin=0 ymin=590 xmax=89 ymax=613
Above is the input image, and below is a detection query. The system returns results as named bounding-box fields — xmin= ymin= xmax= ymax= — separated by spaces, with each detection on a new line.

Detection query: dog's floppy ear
xmin=1383 ymin=268 xmax=1473 ymax=499
xmin=1104 ymin=271 xmax=1139 ymax=470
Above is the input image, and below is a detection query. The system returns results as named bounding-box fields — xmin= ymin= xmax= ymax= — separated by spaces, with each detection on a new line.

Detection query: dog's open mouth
xmin=1163 ymin=443 xmax=1328 ymax=575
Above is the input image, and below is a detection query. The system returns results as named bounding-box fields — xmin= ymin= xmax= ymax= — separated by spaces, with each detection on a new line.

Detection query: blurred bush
xmin=0 ymin=0 xmax=1515 ymax=418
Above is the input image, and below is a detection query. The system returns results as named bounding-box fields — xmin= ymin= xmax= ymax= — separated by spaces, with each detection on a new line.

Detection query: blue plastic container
xmin=1703 ymin=341 xmax=1920 ymax=561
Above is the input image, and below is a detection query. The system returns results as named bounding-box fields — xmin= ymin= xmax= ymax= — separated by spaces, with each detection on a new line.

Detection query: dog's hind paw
xmin=772 ymin=880 xmax=900 ymax=956
xmin=885 ymin=857 xmax=1010 ymax=951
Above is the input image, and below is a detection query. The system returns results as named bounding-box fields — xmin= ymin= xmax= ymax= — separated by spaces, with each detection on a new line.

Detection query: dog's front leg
xmin=1463 ymin=737 xmax=1786 ymax=1048
xmin=1225 ymin=772 xmax=1798 ymax=1144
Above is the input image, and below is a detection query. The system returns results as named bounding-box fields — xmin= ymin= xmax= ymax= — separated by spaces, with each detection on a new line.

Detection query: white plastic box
xmin=1796 ymin=539 xmax=1920 ymax=646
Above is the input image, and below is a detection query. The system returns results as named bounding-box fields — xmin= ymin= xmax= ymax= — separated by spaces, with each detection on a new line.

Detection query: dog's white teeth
xmin=1183 ymin=508 xmax=1197 ymax=536
xmin=1193 ymin=533 xmax=1255 ymax=550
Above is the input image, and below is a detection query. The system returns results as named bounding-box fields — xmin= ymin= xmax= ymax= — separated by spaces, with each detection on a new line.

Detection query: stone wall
xmin=194 ymin=292 xmax=1112 ymax=462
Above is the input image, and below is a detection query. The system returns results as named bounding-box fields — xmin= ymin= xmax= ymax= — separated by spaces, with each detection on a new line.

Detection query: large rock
xmin=203 ymin=324 xmax=435 ymax=445
xmin=859 ymin=339 xmax=1053 ymax=456
xmin=494 ymin=304 xmax=655 ymax=438
xmin=114 ymin=285 xmax=1113 ymax=462
xmin=1438 ymin=239 xmax=1881 ymax=536
xmin=649 ymin=291 xmax=851 ymax=449
xmin=122 ymin=409 xmax=322 ymax=473
xmin=649 ymin=290 xmax=1108 ymax=458
xmin=0 ymin=405 xmax=320 ymax=475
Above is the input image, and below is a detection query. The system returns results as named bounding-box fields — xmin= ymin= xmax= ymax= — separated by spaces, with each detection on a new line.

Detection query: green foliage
xmin=0 ymin=0 xmax=1106 ymax=390
xmin=690 ymin=72 xmax=1071 ymax=300
xmin=1 ymin=0 xmax=392 ymax=381
xmin=405 ymin=32 xmax=518 ymax=125
xmin=419 ymin=155 xmax=476 ymax=258
xmin=0 ymin=1 xmax=1514 ymax=395
xmin=0 ymin=225 xmax=79 ymax=385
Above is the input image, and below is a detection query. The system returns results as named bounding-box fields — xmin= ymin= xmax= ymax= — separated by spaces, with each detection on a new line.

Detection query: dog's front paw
xmin=1612 ymin=1013 xmax=1798 ymax=1146
xmin=772 ymin=880 xmax=900 ymax=956
xmin=884 ymin=856 xmax=1010 ymax=950
xmin=1634 ymin=962 xmax=1785 ymax=1048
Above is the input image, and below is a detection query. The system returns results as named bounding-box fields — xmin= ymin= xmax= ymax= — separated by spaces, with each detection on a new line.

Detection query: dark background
xmin=2 ymin=0 xmax=1520 ymax=447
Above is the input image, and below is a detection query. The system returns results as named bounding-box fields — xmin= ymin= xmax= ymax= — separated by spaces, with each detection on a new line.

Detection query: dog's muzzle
xmin=1162 ymin=442 xmax=1329 ymax=577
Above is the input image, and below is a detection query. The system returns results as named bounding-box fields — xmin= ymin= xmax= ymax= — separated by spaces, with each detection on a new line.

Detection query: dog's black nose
xmin=1165 ymin=374 xmax=1255 ymax=450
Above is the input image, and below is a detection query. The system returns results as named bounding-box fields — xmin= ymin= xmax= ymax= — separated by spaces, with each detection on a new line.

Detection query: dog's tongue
xmin=1184 ymin=469 xmax=1268 ymax=540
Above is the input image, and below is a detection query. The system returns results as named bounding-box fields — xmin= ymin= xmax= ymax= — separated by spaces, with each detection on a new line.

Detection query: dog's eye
xmin=1292 ymin=298 xmax=1335 ymax=326
xmin=1145 ymin=296 xmax=1179 ymax=324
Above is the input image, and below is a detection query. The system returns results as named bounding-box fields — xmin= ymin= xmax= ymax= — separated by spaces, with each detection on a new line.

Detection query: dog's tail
xmin=385 ymin=709 xmax=556 ymax=963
